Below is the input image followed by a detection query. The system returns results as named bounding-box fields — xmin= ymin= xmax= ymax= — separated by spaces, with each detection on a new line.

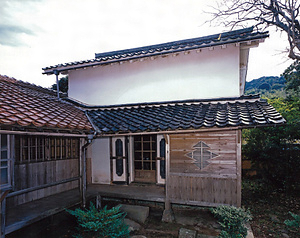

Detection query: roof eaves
xmin=42 ymin=27 xmax=269 ymax=75
xmin=70 ymin=94 xmax=262 ymax=111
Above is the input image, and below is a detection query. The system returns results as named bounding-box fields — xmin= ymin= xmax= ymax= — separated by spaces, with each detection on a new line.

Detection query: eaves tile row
xmin=87 ymin=96 xmax=285 ymax=134
xmin=43 ymin=27 xmax=268 ymax=73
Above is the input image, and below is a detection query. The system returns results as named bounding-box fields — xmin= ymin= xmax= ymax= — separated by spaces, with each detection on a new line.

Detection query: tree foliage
xmin=243 ymin=88 xmax=300 ymax=191
xmin=51 ymin=76 xmax=68 ymax=93
xmin=282 ymin=60 xmax=300 ymax=92
xmin=208 ymin=0 xmax=300 ymax=60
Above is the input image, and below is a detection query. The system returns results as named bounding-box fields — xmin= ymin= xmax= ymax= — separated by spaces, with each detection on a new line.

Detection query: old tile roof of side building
xmin=84 ymin=95 xmax=286 ymax=134
xmin=0 ymin=75 xmax=92 ymax=133
xmin=43 ymin=27 xmax=269 ymax=74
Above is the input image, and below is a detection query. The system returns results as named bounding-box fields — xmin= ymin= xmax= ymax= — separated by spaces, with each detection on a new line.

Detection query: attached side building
xmin=0 ymin=75 xmax=93 ymax=236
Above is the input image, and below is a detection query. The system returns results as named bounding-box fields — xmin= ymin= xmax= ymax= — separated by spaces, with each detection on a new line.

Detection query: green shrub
xmin=284 ymin=212 xmax=300 ymax=234
xmin=211 ymin=205 xmax=252 ymax=238
xmin=67 ymin=202 xmax=130 ymax=238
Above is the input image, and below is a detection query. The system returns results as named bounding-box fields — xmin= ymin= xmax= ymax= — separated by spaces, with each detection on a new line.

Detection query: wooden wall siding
xmin=170 ymin=131 xmax=237 ymax=174
xmin=169 ymin=130 xmax=239 ymax=206
xmin=87 ymin=157 xmax=92 ymax=184
xmin=168 ymin=174 xmax=237 ymax=206
xmin=7 ymin=159 xmax=79 ymax=208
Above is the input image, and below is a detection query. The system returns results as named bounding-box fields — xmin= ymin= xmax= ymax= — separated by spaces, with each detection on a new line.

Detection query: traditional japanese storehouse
xmin=42 ymin=27 xmax=285 ymax=219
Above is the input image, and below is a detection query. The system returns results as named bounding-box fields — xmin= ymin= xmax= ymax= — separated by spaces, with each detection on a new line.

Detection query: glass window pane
xmin=143 ymin=142 xmax=150 ymax=150
xmin=50 ymin=138 xmax=56 ymax=159
xmin=160 ymin=139 xmax=166 ymax=157
xmin=1 ymin=168 xmax=8 ymax=185
xmin=15 ymin=136 xmax=20 ymax=163
xmin=134 ymin=142 xmax=141 ymax=151
xmin=1 ymin=150 xmax=7 ymax=160
xmin=134 ymin=161 xmax=142 ymax=170
xmin=152 ymin=162 xmax=156 ymax=170
xmin=143 ymin=162 xmax=150 ymax=170
xmin=1 ymin=161 xmax=7 ymax=167
xmin=72 ymin=139 xmax=79 ymax=158
xmin=134 ymin=152 xmax=141 ymax=161
xmin=1 ymin=134 xmax=7 ymax=149
xmin=144 ymin=152 xmax=150 ymax=161
xmin=30 ymin=146 xmax=36 ymax=161
xmin=23 ymin=148 xmax=29 ymax=161
xmin=115 ymin=139 xmax=123 ymax=157
xmin=61 ymin=139 xmax=66 ymax=159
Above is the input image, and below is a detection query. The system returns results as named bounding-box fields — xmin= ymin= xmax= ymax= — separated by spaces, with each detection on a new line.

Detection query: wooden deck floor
xmin=88 ymin=183 xmax=165 ymax=203
xmin=5 ymin=183 xmax=165 ymax=235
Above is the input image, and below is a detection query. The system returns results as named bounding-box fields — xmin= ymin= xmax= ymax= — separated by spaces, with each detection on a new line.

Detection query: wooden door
xmin=134 ymin=135 xmax=156 ymax=183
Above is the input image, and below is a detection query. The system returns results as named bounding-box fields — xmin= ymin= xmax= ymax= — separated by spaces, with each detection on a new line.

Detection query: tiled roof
xmin=43 ymin=27 xmax=268 ymax=74
xmin=0 ymin=75 xmax=92 ymax=133
xmin=87 ymin=95 xmax=285 ymax=134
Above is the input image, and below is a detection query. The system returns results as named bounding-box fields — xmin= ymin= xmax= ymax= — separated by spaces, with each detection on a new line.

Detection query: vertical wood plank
xmin=236 ymin=130 xmax=242 ymax=207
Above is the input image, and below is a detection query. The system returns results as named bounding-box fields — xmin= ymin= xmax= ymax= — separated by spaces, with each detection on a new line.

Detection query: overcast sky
xmin=0 ymin=0 xmax=293 ymax=88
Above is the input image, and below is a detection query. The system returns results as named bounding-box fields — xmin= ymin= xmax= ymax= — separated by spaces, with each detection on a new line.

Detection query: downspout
xmin=125 ymin=136 xmax=130 ymax=185
xmin=81 ymin=132 xmax=96 ymax=207
xmin=80 ymin=111 xmax=100 ymax=207
xmin=53 ymin=70 xmax=60 ymax=99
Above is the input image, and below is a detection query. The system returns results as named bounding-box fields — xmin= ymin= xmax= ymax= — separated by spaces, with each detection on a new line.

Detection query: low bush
xmin=67 ymin=202 xmax=130 ymax=238
xmin=211 ymin=205 xmax=252 ymax=238
xmin=284 ymin=212 xmax=300 ymax=235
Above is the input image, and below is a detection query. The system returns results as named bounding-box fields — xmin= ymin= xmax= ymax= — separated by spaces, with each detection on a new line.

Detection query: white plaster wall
xmin=91 ymin=138 xmax=110 ymax=184
xmin=69 ymin=45 xmax=239 ymax=105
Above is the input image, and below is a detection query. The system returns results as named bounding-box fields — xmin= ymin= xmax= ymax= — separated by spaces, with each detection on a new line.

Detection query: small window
xmin=15 ymin=136 xmax=80 ymax=163
xmin=1 ymin=134 xmax=11 ymax=190
xmin=159 ymin=138 xmax=166 ymax=158
xmin=134 ymin=135 xmax=157 ymax=171
xmin=115 ymin=139 xmax=123 ymax=157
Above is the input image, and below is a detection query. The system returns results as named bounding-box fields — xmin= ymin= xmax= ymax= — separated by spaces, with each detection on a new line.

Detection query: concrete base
xmin=179 ymin=228 xmax=197 ymax=238
xmin=162 ymin=209 xmax=175 ymax=223
xmin=124 ymin=218 xmax=141 ymax=232
xmin=245 ymin=223 xmax=254 ymax=238
xmin=120 ymin=204 xmax=149 ymax=224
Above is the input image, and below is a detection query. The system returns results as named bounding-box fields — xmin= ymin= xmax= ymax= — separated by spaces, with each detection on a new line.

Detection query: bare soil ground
xmin=242 ymin=179 xmax=300 ymax=238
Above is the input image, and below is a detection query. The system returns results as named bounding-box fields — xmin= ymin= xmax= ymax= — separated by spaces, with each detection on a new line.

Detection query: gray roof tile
xmin=43 ymin=27 xmax=268 ymax=74
xmin=86 ymin=95 xmax=285 ymax=134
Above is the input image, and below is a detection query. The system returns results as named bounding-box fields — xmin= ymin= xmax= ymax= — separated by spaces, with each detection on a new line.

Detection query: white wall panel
xmin=69 ymin=45 xmax=239 ymax=105
xmin=91 ymin=138 xmax=110 ymax=184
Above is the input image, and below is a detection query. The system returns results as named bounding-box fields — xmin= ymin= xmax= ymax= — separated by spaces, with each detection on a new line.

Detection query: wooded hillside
xmin=245 ymin=76 xmax=285 ymax=96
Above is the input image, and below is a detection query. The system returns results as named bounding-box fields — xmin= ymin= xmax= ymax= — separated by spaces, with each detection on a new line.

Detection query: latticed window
xmin=134 ymin=135 xmax=157 ymax=171
xmin=15 ymin=135 xmax=80 ymax=163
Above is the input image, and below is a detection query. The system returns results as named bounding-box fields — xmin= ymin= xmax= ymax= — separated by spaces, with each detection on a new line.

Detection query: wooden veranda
xmin=4 ymin=184 xmax=165 ymax=236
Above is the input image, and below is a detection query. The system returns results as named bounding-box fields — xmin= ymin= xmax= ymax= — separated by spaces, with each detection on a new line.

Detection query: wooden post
xmin=236 ymin=130 xmax=242 ymax=207
xmin=82 ymin=146 xmax=87 ymax=208
xmin=162 ymin=134 xmax=174 ymax=222
xmin=1 ymin=196 xmax=7 ymax=238
xmin=53 ymin=70 xmax=60 ymax=99
xmin=95 ymin=195 xmax=101 ymax=209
